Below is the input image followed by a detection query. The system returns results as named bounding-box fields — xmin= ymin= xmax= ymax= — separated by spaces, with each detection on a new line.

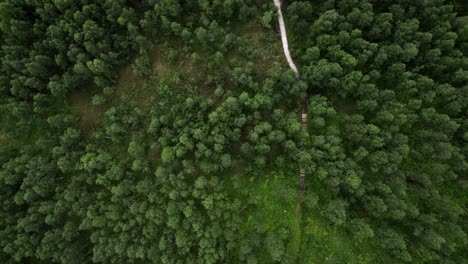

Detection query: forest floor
xmin=300 ymin=206 xmax=384 ymax=263
xmin=69 ymin=90 xmax=104 ymax=138
xmin=238 ymin=169 xmax=298 ymax=261
xmin=0 ymin=133 xmax=7 ymax=145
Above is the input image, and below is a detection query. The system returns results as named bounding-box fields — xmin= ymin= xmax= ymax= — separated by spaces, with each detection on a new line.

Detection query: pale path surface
xmin=274 ymin=0 xmax=307 ymax=260
xmin=274 ymin=0 xmax=300 ymax=79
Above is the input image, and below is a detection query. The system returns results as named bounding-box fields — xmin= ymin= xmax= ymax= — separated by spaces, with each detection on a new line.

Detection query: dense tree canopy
xmin=0 ymin=0 xmax=466 ymax=263
xmin=288 ymin=0 xmax=467 ymax=262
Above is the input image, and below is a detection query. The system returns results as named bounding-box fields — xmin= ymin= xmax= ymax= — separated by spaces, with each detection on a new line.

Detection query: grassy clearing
xmin=233 ymin=20 xmax=285 ymax=78
xmin=230 ymin=164 xmax=385 ymax=263
xmin=151 ymin=44 xmax=197 ymax=84
xmin=113 ymin=62 xmax=146 ymax=103
xmin=69 ymin=90 xmax=104 ymax=137
xmin=113 ymin=55 xmax=159 ymax=108
xmin=247 ymin=172 xmax=297 ymax=230
xmin=0 ymin=133 xmax=7 ymax=146
xmin=109 ymin=18 xmax=286 ymax=111
xmin=298 ymin=208 xmax=382 ymax=264
xmin=236 ymin=165 xmax=299 ymax=261
xmin=293 ymin=191 xmax=303 ymax=259
xmin=112 ymin=42 xmax=203 ymax=109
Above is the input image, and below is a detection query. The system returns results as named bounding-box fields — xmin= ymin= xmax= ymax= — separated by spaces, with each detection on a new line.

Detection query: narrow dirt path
xmin=273 ymin=0 xmax=308 ymax=260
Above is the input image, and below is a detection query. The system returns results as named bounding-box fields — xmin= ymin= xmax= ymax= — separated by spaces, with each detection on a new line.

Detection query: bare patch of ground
xmin=69 ymin=90 xmax=104 ymax=137
xmin=0 ymin=133 xmax=7 ymax=144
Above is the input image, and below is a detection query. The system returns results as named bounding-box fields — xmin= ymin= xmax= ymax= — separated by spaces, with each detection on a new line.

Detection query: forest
xmin=0 ymin=0 xmax=466 ymax=263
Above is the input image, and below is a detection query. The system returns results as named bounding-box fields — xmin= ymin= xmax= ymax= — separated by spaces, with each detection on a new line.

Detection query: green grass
xmin=230 ymin=165 xmax=298 ymax=262
xmin=229 ymin=162 xmax=387 ymax=263
xmin=232 ymin=20 xmax=285 ymax=78
xmin=298 ymin=205 xmax=386 ymax=264
xmin=67 ymin=41 xmax=190 ymax=136
xmin=0 ymin=133 xmax=7 ymax=147
xmin=91 ymin=17 xmax=286 ymax=115
xmin=69 ymin=89 xmax=104 ymax=137
xmin=243 ymin=173 xmax=296 ymax=229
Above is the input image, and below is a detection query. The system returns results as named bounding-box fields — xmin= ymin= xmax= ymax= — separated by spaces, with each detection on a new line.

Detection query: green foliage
xmin=0 ymin=0 xmax=466 ymax=263
xmin=325 ymin=199 xmax=348 ymax=225
xmin=291 ymin=0 xmax=467 ymax=262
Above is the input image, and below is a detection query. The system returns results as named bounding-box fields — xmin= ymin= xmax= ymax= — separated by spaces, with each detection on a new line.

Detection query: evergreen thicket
xmin=288 ymin=1 xmax=467 ymax=262
xmin=0 ymin=0 xmax=466 ymax=263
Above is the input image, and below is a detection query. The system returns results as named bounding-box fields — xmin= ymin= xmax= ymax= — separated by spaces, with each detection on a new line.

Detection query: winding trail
xmin=273 ymin=0 xmax=300 ymax=79
xmin=273 ymin=0 xmax=308 ymax=260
